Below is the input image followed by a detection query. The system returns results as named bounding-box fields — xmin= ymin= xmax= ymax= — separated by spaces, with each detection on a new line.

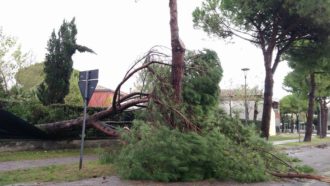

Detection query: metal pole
xmin=244 ymin=74 xmax=248 ymax=125
xmin=320 ymin=105 xmax=322 ymax=138
xmin=241 ymin=68 xmax=249 ymax=125
xmin=79 ymin=72 xmax=89 ymax=170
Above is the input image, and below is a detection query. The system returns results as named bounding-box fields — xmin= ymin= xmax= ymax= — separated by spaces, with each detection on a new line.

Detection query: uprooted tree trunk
xmin=36 ymin=0 xmax=186 ymax=138
xmin=35 ymin=50 xmax=172 ymax=137
xmin=36 ymin=96 xmax=150 ymax=137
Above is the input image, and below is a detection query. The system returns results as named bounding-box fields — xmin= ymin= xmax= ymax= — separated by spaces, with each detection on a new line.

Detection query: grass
xmin=0 ymin=148 xmax=99 ymax=162
xmin=269 ymin=133 xmax=301 ymax=141
xmin=276 ymin=136 xmax=330 ymax=149
xmin=0 ymin=160 xmax=115 ymax=185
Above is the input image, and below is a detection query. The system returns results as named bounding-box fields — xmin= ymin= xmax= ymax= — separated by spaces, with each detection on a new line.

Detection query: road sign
xmin=78 ymin=79 xmax=98 ymax=103
xmin=78 ymin=69 xmax=99 ymax=170
xmin=78 ymin=69 xmax=99 ymax=104
xmin=79 ymin=69 xmax=99 ymax=81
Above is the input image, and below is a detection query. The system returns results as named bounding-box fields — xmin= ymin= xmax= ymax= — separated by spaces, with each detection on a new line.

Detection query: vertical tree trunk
xmin=280 ymin=114 xmax=285 ymax=133
xmin=316 ymin=103 xmax=320 ymax=136
xmin=261 ymin=54 xmax=274 ymax=139
xmin=296 ymin=113 xmax=299 ymax=133
xmin=320 ymin=100 xmax=325 ymax=138
xmin=253 ymin=100 xmax=258 ymax=123
xmin=169 ymin=0 xmax=185 ymax=103
xmin=321 ymin=98 xmax=328 ymax=138
xmin=290 ymin=114 xmax=294 ymax=133
xmin=325 ymin=106 xmax=328 ymax=137
xmin=304 ymin=73 xmax=316 ymax=142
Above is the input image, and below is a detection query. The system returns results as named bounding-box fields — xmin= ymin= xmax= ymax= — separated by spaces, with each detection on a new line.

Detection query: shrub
xmin=97 ymin=147 xmax=119 ymax=164
xmin=115 ymin=121 xmax=268 ymax=182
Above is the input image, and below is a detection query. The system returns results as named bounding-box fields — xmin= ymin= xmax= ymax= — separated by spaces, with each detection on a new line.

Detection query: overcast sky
xmin=0 ymin=0 xmax=291 ymax=100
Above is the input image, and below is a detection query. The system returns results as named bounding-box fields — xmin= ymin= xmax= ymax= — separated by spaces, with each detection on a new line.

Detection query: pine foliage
xmin=111 ymin=49 xmax=297 ymax=182
xmin=116 ymin=121 xmax=267 ymax=182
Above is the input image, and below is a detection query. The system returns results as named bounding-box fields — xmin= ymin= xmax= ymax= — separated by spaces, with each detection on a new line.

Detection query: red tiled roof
xmin=88 ymin=91 xmax=114 ymax=108
xmin=88 ymin=85 xmax=127 ymax=108
xmin=88 ymin=86 xmax=115 ymax=108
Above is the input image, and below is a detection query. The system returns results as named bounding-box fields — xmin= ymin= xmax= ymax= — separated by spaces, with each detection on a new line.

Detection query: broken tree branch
xmin=271 ymin=172 xmax=330 ymax=183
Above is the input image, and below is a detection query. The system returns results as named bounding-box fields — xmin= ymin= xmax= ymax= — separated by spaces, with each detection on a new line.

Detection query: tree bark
xmin=253 ymin=100 xmax=258 ymax=122
xmin=296 ymin=113 xmax=299 ymax=133
xmin=261 ymin=53 xmax=274 ymax=139
xmin=325 ymin=106 xmax=329 ymax=137
xmin=290 ymin=114 xmax=294 ymax=133
xmin=36 ymin=96 xmax=149 ymax=136
xmin=317 ymin=104 xmax=321 ymax=136
xmin=280 ymin=114 xmax=285 ymax=133
xmin=304 ymin=73 xmax=316 ymax=142
xmin=169 ymin=0 xmax=185 ymax=103
xmin=321 ymin=98 xmax=328 ymax=138
xmin=271 ymin=172 xmax=330 ymax=183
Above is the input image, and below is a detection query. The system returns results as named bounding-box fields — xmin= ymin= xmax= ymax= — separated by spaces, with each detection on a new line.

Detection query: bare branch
xmin=119 ymin=92 xmax=149 ymax=103
xmin=90 ymin=120 xmax=119 ymax=137
xmin=153 ymin=99 xmax=201 ymax=132
xmin=36 ymin=96 xmax=150 ymax=135
xmin=272 ymin=35 xmax=296 ymax=73
xmin=271 ymin=172 xmax=330 ymax=183
xmin=111 ymin=59 xmax=171 ymax=111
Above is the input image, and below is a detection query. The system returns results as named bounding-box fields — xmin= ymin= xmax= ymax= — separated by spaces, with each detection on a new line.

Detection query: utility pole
xmin=242 ymin=68 xmax=250 ymax=125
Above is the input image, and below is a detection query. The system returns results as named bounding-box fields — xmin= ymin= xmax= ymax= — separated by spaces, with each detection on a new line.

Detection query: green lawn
xmin=0 ymin=148 xmax=99 ymax=162
xmin=0 ymin=161 xmax=115 ymax=185
xmin=277 ymin=136 xmax=330 ymax=148
xmin=269 ymin=133 xmax=301 ymax=141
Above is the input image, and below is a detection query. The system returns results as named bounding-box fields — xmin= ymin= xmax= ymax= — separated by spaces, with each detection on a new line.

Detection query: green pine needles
xmin=116 ymin=121 xmax=268 ymax=182
xmin=107 ymin=49 xmax=300 ymax=183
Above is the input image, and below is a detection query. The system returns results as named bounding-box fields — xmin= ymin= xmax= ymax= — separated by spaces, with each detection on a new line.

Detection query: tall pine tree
xmin=37 ymin=18 xmax=94 ymax=105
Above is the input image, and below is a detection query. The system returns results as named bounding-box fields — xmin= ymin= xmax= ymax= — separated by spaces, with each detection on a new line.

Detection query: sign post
xmin=78 ymin=69 xmax=98 ymax=170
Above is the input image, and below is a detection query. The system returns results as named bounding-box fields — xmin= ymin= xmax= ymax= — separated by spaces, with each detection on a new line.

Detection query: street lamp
xmin=241 ymin=68 xmax=250 ymax=125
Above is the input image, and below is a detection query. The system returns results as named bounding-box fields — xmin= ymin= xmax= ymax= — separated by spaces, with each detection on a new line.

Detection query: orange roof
xmin=88 ymin=86 xmax=127 ymax=108
xmin=88 ymin=91 xmax=114 ymax=108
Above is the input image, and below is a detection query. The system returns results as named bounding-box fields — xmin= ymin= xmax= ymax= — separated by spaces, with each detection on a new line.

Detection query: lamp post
xmin=241 ymin=68 xmax=250 ymax=125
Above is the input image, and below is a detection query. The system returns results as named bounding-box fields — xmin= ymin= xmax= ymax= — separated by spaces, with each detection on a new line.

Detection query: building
xmin=88 ymin=85 xmax=123 ymax=108
xmin=220 ymin=89 xmax=279 ymax=136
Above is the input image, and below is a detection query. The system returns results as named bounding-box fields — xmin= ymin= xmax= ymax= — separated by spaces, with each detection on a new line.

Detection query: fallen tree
xmin=35 ymin=47 xmax=170 ymax=137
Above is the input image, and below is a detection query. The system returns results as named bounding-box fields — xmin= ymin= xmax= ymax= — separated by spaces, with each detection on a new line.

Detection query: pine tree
xmin=37 ymin=18 xmax=94 ymax=105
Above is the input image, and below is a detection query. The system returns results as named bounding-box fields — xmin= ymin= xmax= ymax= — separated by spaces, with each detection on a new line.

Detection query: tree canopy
xmin=16 ymin=62 xmax=83 ymax=105
xmin=37 ymin=18 xmax=94 ymax=105
xmin=183 ymin=49 xmax=223 ymax=115
xmin=283 ymin=38 xmax=330 ymax=141
xmin=193 ymin=0 xmax=330 ymax=139
xmin=280 ymin=94 xmax=306 ymax=116
xmin=0 ymin=29 xmax=30 ymax=97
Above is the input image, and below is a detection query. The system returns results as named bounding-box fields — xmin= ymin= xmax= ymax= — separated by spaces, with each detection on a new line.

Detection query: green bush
xmin=97 ymin=147 xmax=119 ymax=164
xmin=295 ymin=165 xmax=314 ymax=173
xmin=115 ymin=121 xmax=268 ymax=182
xmin=1 ymin=100 xmax=107 ymax=124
